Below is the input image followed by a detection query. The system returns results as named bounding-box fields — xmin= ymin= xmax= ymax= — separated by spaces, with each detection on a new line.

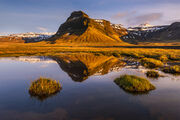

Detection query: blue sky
xmin=0 ymin=0 xmax=180 ymax=34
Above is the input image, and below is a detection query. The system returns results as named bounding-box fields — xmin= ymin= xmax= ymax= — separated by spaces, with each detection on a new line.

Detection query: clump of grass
xmin=141 ymin=58 xmax=164 ymax=68
xmin=163 ymin=65 xmax=180 ymax=75
xmin=112 ymin=52 xmax=121 ymax=57
xmin=168 ymin=54 xmax=180 ymax=61
xmin=114 ymin=75 xmax=155 ymax=93
xmin=29 ymin=77 xmax=61 ymax=100
xmin=159 ymin=55 xmax=168 ymax=62
xmin=121 ymin=52 xmax=144 ymax=58
xmin=146 ymin=70 xmax=160 ymax=78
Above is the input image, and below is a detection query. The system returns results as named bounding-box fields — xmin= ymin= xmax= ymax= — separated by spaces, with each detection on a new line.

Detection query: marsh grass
xmin=163 ymin=65 xmax=180 ymax=75
xmin=159 ymin=55 xmax=168 ymax=62
xmin=114 ymin=75 xmax=155 ymax=93
xmin=29 ymin=77 xmax=61 ymax=100
xmin=0 ymin=42 xmax=179 ymax=58
xmin=141 ymin=58 xmax=164 ymax=68
xmin=146 ymin=70 xmax=160 ymax=78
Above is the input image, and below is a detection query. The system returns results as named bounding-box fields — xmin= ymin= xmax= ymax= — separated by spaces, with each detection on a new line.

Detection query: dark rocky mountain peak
xmin=67 ymin=11 xmax=89 ymax=21
xmin=167 ymin=22 xmax=180 ymax=31
xmin=55 ymin=11 xmax=90 ymax=36
xmin=49 ymin=11 xmax=127 ymax=43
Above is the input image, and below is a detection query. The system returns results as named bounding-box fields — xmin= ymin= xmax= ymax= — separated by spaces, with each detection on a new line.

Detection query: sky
xmin=0 ymin=0 xmax=180 ymax=34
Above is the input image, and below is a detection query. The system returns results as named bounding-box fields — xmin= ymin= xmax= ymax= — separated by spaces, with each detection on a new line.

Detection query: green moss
xmin=146 ymin=70 xmax=160 ymax=78
xmin=163 ymin=65 xmax=180 ymax=74
xmin=141 ymin=58 xmax=164 ymax=68
xmin=29 ymin=77 xmax=61 ymax=100
xmin=114 ymin=75 xmax=155 ymax=93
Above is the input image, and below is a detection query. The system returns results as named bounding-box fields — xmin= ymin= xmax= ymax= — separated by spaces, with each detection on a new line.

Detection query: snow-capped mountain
xmin=9 ymin=32 xmax=55 ymax=37
xmin=127 ymin=23 xmax=167 ymax=32
xmin=138 ymin=23 xmax=153 ymax=27
xmin=0 ymin=32 xmax=55 ymax=43
xmin=121 ymin=23 xmax=171 ymax=43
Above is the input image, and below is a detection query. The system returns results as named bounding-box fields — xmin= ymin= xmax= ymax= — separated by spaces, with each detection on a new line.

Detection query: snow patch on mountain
xmin=0 ymin=32 xmax=56 ymax=42
xmin=94 ymin=19 xmax=123 ymax=29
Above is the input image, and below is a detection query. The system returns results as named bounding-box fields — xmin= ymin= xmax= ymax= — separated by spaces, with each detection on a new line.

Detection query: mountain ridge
xmin=122 ymin=22 xmax=180 ymax=44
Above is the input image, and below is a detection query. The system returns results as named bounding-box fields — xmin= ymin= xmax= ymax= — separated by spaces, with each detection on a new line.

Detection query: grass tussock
xmin=114 ymin=75 xmax=155 ymax=93
xmin=141 ymin=58 xmax=164 ymax=68
xmin=146 ymin=70 xmax=160 ymax=78
xmin=163 ymin=65 xmax=180 ymax=74
xmin=159 ymin=55 xmax=168 ymax=62
xmin=29 ymin=77 xmax=61 ymax=100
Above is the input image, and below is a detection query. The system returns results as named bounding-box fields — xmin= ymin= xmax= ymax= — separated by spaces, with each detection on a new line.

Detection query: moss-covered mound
xmin=114 ymin=75 xmax=155 ymax=93
xmin=163 ymin=65 xmax=180 ymax=74
xmin=141 ymin=58 xmax=163 ymax=68
xmin=146 ymin=70 xmax=160 ymax=78
xmin=29 ymin=77 xmax=61 ymax=100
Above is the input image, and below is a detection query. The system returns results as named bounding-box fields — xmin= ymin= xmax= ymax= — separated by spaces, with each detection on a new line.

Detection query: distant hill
xmin=48 ymin=11 xmax=128 ymax=44
xmin=122 ymin=22 xmax=180 ymax=45
xmin=0 ymin=32 xmax=55 ymax=43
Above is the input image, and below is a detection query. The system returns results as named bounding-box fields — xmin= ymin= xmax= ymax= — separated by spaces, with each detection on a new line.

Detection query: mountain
xmin=122 ymin=22 xmax=180 ymax=44
xmin=48 ymin=11 xmax=127 ymax=44
xmin=138 ymin=23 xmax=153 ymax=28
xmin=0 ymin=32 xmax=55 ymax=43
xmin=0 ymin=11 xmax=179 ymax=46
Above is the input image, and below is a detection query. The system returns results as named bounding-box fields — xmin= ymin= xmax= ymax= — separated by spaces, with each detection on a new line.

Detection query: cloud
xmin=36 ymin=27 xmax=48 ymax=32
xmin=128 ymin=12 xmax=163 ymax=25
xmin=112 ymin=12 xmax=127 ymax=19
xmin=109 ymin=3 xmax=180 ymax=27
xmin=168 ymin=19 xmax=180 ymax=24
xmin=112 ymin=11 xmax=136 ymax=19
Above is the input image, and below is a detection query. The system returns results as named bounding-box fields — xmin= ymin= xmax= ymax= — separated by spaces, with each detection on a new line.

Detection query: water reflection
xmin=0 ymin=55 xmax=180 ymax=120
xmin=0 ymin=108 xmax=68 ymax=120
xmin=53 ymin=53 xmax=125 ymax=82
xmin=29 ymin=89 xmax=61 ymax=101
xmin=115 ymin=85 xmax=151 ymax=95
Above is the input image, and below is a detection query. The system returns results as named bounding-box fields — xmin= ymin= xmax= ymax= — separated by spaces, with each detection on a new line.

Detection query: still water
xmin=0 ymin=56 xmax=180 ymax=120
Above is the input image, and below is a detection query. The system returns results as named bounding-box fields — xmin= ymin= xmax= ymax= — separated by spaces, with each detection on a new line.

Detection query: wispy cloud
xmin=0 ymin=0 xmax=180 ymax=33
xmin=36 ymin=27 xmax=48 ymax=32
xmin=112 ymin=11 xmax=136 ymax=19
xmin=110 ymin=3 xmax=180 ymax=27
xmin=128 ymin=13 xmax=163 ymax=25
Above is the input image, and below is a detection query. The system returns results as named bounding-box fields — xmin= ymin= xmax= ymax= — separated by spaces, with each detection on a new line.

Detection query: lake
xmin=0 ymin=55 xmax=180 ymax=120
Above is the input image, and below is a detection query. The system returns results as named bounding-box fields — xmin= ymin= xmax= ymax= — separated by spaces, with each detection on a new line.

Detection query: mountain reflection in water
xmin=0 ymin=54 xmax=180 ymax=120
xmin=53 ymin=53 xmax=125 ymax=82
